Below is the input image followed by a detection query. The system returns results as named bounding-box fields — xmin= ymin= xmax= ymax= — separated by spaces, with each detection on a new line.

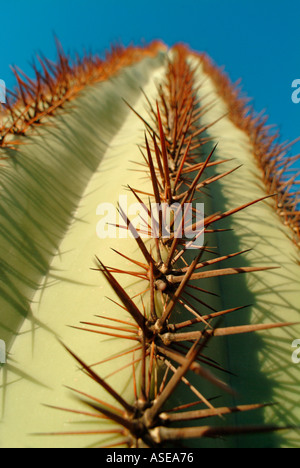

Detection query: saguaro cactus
xmin=0 ymin=41 xmax=299 ymax=449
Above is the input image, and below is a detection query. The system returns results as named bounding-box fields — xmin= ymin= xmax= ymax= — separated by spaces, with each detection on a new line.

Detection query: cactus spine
xmin=0 ymin=42 xmax=299 ymax=448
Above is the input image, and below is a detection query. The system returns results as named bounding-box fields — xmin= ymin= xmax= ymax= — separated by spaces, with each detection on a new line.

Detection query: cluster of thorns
xmin=0 ymin=39 xmax=300 ymax=247
xmin=0 ymin=38 xmax=163 ymax=150
xmin=199 ymin=52 xmax=300 ymax=250
xmin=1 ymin=38 xmax=299 ymax=249
xmin=42 ymin=45 xmax=295 ymax=448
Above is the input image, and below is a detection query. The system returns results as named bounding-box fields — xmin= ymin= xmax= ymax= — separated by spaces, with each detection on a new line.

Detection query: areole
xmin=0 ymin=41 xmax=299 ymax=449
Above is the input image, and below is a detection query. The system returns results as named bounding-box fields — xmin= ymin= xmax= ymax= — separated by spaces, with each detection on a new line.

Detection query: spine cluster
xmin=0 ymin=40 xmax=164 ymax=149
xmin=53 ymin=45 xmax=293 ymax=448
xmin=198 ymin=52 xmax=300 ymax=249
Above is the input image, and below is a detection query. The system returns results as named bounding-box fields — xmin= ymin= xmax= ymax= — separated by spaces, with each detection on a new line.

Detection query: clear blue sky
xmin=1 ymin=0 xmax=300 ymax=166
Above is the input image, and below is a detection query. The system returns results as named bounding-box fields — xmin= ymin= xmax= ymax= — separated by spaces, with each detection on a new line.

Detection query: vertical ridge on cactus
xmin=0 ymin=41 xmax=299 ymax=448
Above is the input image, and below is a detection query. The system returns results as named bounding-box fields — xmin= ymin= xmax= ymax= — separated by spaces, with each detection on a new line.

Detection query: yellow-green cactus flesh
xmin=0 ymin=46 xmax=299 ymax=449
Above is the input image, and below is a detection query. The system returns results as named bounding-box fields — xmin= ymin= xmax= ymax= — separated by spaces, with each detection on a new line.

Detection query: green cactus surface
xmin=0 ymin=42 xmax=299 ymax=449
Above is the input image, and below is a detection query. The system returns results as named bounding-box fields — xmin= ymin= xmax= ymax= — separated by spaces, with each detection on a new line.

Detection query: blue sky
xmin=1 ymin=0 xmax=300 ymax=164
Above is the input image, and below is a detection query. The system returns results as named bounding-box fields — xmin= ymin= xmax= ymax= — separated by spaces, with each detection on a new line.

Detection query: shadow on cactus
xmin=0 ymin=41 xmax=299 ymax=448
